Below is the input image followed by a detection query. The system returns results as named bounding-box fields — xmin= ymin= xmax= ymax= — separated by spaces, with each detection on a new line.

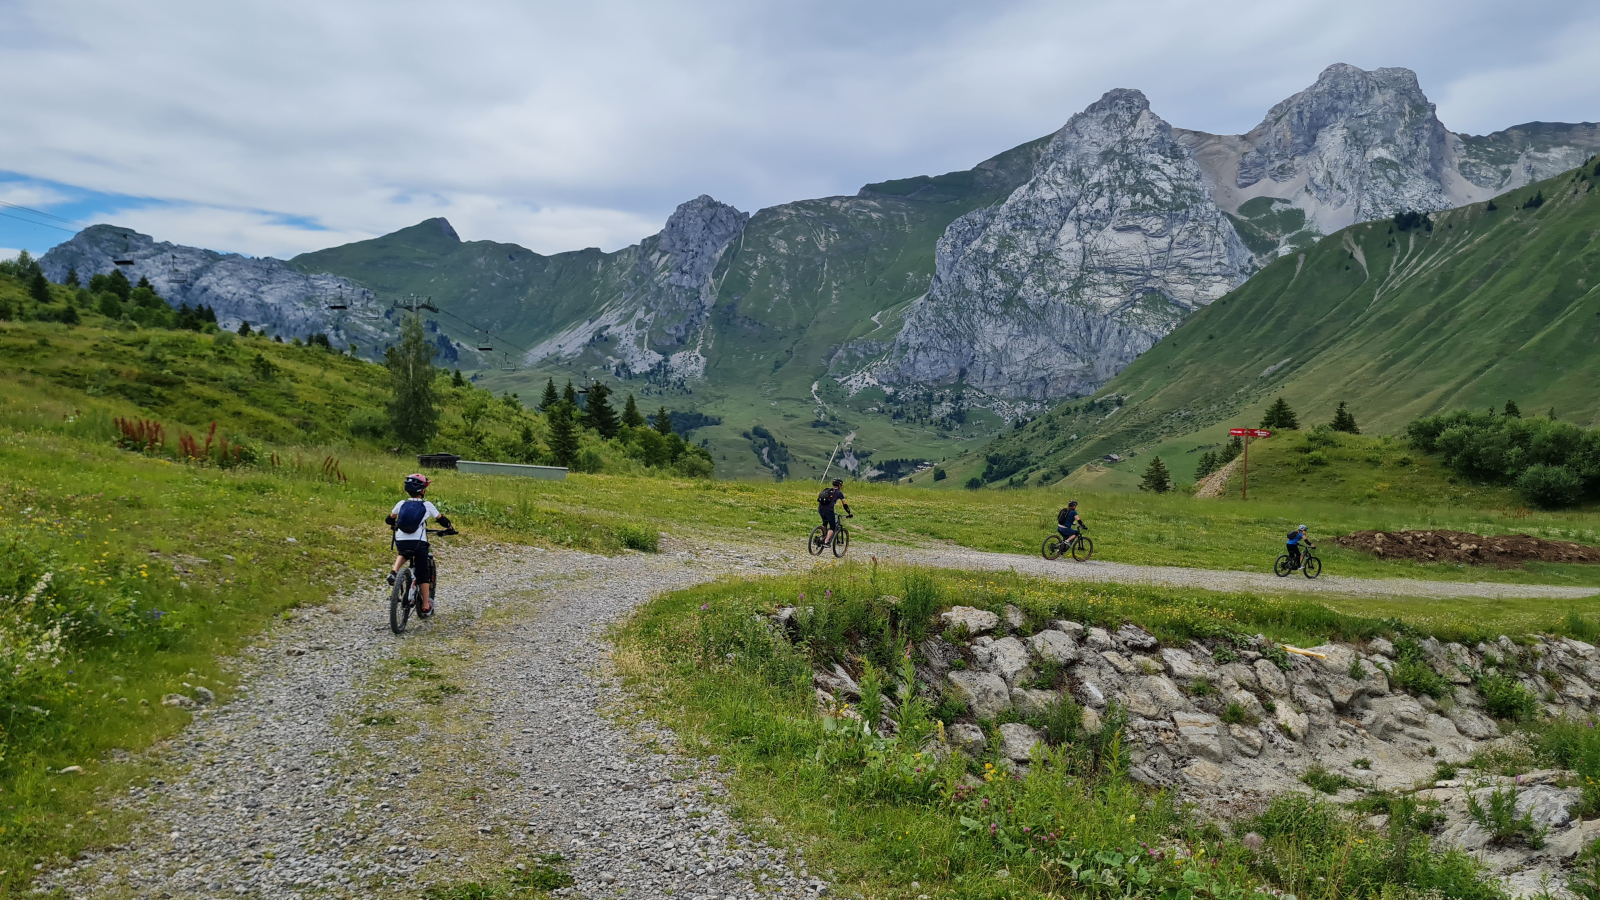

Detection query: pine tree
xmin=384 ymin=314 xmax=440 ymax=449
xmin=1329 ymin=401 xmax=1360 ymax=434
xmin=29 ymin=270 xmax=51 ymax=304
xmin=1195 ymin=450 xmax=1219 ymax=481
xmin=1139 ymin=456 xmax=1172 ymax=493
xmin=546 ymin=401 xmax=580 ymax=467
xmin=582 ymin=382 xmax=618 ymax=437
xmin=60 ymin=303 xmax=80 ymax=325
xmin=621 ymin=393 xmax=645 ymax=429
xmin=107 ymin=268 xmax=132 ymax=301
xmin=451 ymin=369 xmax=466 ymax=388
xmin=238 ymin=321 xmax=251 ymax=336
xmin=1504 ymin=400 xmax=1521 ymax=418
xmin=539 ymin=378 xmax=559 ymax=411
xmin=136 ymin=275 xmax=152 ymax=290
xmin=654 ymin=406 xmax=675 ymax=438
xmin=64 ymin=267 xmax=80 ymax=288
xmin=562 ymin=380 xmax=578 ymax=405
xmin=1260 ymin=397 xmax=1299 ymax=430
xmin=1220 ymin=436 xmax=1243 ymax=464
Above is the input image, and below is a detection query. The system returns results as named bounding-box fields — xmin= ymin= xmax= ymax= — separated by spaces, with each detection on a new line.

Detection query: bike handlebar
xmin=427 ymin=528 xmax=458 ymax=536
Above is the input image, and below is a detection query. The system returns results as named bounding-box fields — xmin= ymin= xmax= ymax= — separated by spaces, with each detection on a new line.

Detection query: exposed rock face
xmin=524 ymin=195 xmax=748 ymax=378
xmin=38 ymin=225 xmax=417 ymax=359
xmin=881 ymin=89 xmax=1251 ymax=401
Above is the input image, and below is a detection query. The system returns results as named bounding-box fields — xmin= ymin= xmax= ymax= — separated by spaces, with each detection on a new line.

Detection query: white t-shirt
xmin=391 ymin=499 xmax=440 ymax=542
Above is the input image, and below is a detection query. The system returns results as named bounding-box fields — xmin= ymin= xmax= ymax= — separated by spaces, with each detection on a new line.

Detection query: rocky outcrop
xmin=524 ymin=195 xmax=748 ymax=378
xmin=879 ymin=89 xmax=1251 ymax=401
xmin=38 ymin=225 xmax=413 ymax=358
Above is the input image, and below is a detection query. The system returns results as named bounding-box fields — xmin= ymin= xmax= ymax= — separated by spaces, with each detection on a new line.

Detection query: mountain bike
xmin=1274 ymin=544 xmax=1321 ymax=579
xmin=1042 ymin=525 xmax=1093 ymax=561
xmin=391 ymin=527 xmax=457 ymax=634
xmin=808 ymin=516 xmax=851 ymax=558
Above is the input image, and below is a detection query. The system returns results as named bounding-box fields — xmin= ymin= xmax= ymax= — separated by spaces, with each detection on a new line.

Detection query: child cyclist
xmin=385 ymin=473 xmax=453 ymax=614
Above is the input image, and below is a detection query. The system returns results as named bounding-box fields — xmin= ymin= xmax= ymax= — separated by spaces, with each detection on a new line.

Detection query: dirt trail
xmin=41 ymin=535 xmax=1596 ymax=898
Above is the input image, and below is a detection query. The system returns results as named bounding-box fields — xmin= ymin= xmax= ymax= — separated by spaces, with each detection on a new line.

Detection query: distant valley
xmin=41 ymin=64 xmax=1600 ymax=480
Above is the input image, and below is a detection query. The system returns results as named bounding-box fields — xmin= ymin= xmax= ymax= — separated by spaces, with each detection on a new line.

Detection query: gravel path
xmin=43 ymin=538 xmax=828 ymax=900
xmin=874 ymin=543 xmax=1600 ymax=600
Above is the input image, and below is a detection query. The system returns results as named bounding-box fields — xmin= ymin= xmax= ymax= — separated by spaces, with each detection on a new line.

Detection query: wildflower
xmin=1127 ymin=814 xmax=1136 ymax=824
xmin=700 ymin=603 xmax=708 ymax=611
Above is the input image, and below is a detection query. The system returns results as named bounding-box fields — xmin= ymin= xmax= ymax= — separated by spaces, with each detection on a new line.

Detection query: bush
xmin=963 ymin=476 xmax=983 ymax=490
xmin=614 ymin=524 xmax=659 ymax=553
xmin=345 ymin=408 xmax=390 ymax=440
xmin=1386 ymin=638 xmax=1451 ymax=698
xmin=1300 ymin=763 xmax=1358 ymax=794
xmin=1516 ymin=464 xmax=1583 ymax=509
xmin=670 ymin=453 xmax=714 ymax=479
xmin=1478 ymin=673 xmax=1537 ymax=721
xmin=931 ymin=467 xmax=946 ymax=481
xmin=1466 ymin=782 xmax=1545 ymax=847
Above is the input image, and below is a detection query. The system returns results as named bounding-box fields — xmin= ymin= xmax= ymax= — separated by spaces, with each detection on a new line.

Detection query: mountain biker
xmin=1057 ymin=500 xmax=1085 ymax=545
xmin=1286 ymin=524 xmax=1312 ymax=570
xmin=818 ymin=478 xmax=853 ymax=545
xmin=385 ymin=474 xmax=452 ymax=615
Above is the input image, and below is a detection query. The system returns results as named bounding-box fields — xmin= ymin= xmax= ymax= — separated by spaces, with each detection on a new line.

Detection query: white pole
xmin=820 ymin=442 xmax=841 ymax=482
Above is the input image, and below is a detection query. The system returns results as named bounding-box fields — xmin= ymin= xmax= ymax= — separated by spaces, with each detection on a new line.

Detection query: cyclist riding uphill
xmin=385 ymin=474 xmax=453 ymax=614
xmin=818 ymin=478 xmax=853 ymax=545
xmin=1057 ymin=500 xmax=1085 ymax=542
xmin=1286 ymin=524 xmax=1313 ymax=570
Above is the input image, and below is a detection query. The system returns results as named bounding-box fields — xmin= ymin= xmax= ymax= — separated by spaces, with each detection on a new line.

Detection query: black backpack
xmin=818 ymin=488 xmax=835 ymax=505
xmin=1057 ymin=507 xmax=1071 ymax=526
xmin=1287 ymin=530 xmax=1300 ymax=541
xmin=396 ymin=499 xmax=428 ymax=533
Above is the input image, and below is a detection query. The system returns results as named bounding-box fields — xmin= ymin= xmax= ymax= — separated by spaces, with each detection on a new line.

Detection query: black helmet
xmin=1068 ymin=500 xmax=1078 ymax=507
xmin=404 ymin=473 xmax=432 ymax=496
xmin=831 ymin=478 xmax=844 ymax=486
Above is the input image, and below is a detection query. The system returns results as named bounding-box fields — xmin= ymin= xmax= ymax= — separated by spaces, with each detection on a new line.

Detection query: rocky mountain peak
xmin=653 ymin=195 xmax=749 ymax=290
xmin=429 ymin=217 xmax=461 ymax=242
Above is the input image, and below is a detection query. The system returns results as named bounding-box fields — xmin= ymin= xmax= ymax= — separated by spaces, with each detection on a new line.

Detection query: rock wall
xmin=798 ymin=603 xmax=1600 ymax=897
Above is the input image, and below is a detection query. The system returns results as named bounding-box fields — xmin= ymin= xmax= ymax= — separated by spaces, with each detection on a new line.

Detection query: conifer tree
xmin=1504 ymin=400 xmax=1521 ymax=418
xmin=621 ymin=393 xmax=645 ymax=429
xmin=1329 ymin=401 xmax=1360 ymax=434
xmin=546 ymin=401 xmax=579 ymax=467
xmin=1260 ymin=397 xmax=1299 ymax=430
xmin=654 ymin=406 xmax=674 ymax=438
xmin=1139 ymin=456 xmax=1172 ymax=493
xmin=562 ymin=380 xmax=578 ymax=405
xmin=1220 ymin=436 xmax=1243 ymax=464
xmin=107 ymin=268 xmax=132 ymax=301
xmin=136 ymin=275 xmax=152 ymax=290
xmin=237 ymin=321 xmax=251 ymax=336
xmin=451 ymin=368 xmax=466 ymax=388
xmin=1195 ymin=450 xmax=1219 ymax=481
xmin=384 ymin=314 xmax=440 ymax=449
xmin=29 ymin=270 xmax=51 ymax=304
xmin=582 ymin=382 xmax=618 ymax=438
xmin=64 ymin=267 xmax=79 ymax=288
xmin=539 ymin=378 xmax=559 ymax=411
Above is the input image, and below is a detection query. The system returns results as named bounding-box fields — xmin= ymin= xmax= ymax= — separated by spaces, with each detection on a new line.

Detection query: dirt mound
xmin=1335 ymin=529 xmax=1600 ymax=567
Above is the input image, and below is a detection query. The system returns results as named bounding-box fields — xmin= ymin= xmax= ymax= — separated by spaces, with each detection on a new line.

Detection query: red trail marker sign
xmin=1228 ymin=428 xmax=1272 ymax=499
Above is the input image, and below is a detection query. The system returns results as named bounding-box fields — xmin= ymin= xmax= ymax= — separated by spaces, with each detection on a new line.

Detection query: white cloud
xmin=0 ymin=0 xmax=1596 ymax=258
xmin=0 ymin=248 xmax=23 ymax=263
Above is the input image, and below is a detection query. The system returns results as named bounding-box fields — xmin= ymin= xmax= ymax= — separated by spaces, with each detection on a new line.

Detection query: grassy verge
xmin=614 ymin=565 xmax=1511 ymax=900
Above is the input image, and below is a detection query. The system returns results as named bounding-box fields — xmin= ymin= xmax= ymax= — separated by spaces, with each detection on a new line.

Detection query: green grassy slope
xmin=945 ymin=158 xmax=1600 ymax=490
xmin=294 ymin=139 xmax=1051 ymax=479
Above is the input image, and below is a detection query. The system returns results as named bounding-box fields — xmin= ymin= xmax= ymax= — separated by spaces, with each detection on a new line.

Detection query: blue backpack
xmin=396 ymin=499 xmax=428 ymax=534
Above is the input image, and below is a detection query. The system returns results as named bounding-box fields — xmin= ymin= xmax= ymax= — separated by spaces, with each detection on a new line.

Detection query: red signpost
xmin=1229 ymin=428 xmax=1273 ymax=499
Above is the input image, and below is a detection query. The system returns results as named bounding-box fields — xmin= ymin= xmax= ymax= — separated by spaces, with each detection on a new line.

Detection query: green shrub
xmin=1301 ymin=763 xmax=1358 ymax=794
xmin=1220 ymin=702 xmax=1258 ymax=726
xmin=613 ymin=524 xmax=659 ymax=553
xmin=897 ymin=571 xmax=940 ymax=644
xmin=345 ymin=407 xmax=390 ymax=440
xmin=1387 ymin=638 xmax=1451 ymax=698
xmin=1478 ymin=673 xmax=1537 ymax=721
xmin=1466 ymin=782 xmax=1545 ymax=848
xmin=1517 ymin=464 xmax=1583 ymax=509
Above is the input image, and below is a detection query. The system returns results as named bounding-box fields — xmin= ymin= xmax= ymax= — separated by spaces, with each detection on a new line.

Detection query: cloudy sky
xmin=2 ymin=0 xmax=1597 ymax=260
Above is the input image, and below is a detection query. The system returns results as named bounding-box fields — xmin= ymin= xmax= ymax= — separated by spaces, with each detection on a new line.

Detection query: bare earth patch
xmin=1336 ymin=530 xmax=1600 ymax=567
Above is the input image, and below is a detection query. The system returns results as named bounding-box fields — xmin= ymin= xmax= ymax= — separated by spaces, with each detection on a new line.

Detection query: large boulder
xmin=941 ymin=606 xmax=999 ymax=635
xmin=1172 ymin=712 xmax=1227 ymax=762
xmin=1117 ymin=624 xmax=1159 ymax=651
xmin=1445 ymin=706 xmax=1499 ymax=740
xmin=1159 ymin=648 xmax=1207 ymax=681
xmin=1010 ymin=687 xmax=1059 ymax=718
xmin=999 ymin=723 xmax=1044 ymax=762
xmin=946 ymin=723 xmax=987 ymax=757
xmin=1026 ymin=629 xmax=1080 ymax=664
xmin=1254 ymin=659 xmax=1289 ymax=696
xmin=976 ymin=636 xmax=1033 ymax=685
xmin=947 ymin=671 xmax=1011 ymax=720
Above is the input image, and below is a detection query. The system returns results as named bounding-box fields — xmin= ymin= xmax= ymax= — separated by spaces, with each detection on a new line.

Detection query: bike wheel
xmin=831 ymin=527 xmax=850 ymax=557
xmin=1303 ymin=556 xmax=1322 ymax=579
xmin=1071 ymin=535 xmax=1094 ymax=562
xmin=1274 ymin=555 xmax=1292 ymax=577
xmin=390 ymin=569 xmax=413 ymax=634
xmin=808 ymin=526 xmax=827 ymax=556
xmin=1042 ymin=535 xmax=1064 ymax=560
